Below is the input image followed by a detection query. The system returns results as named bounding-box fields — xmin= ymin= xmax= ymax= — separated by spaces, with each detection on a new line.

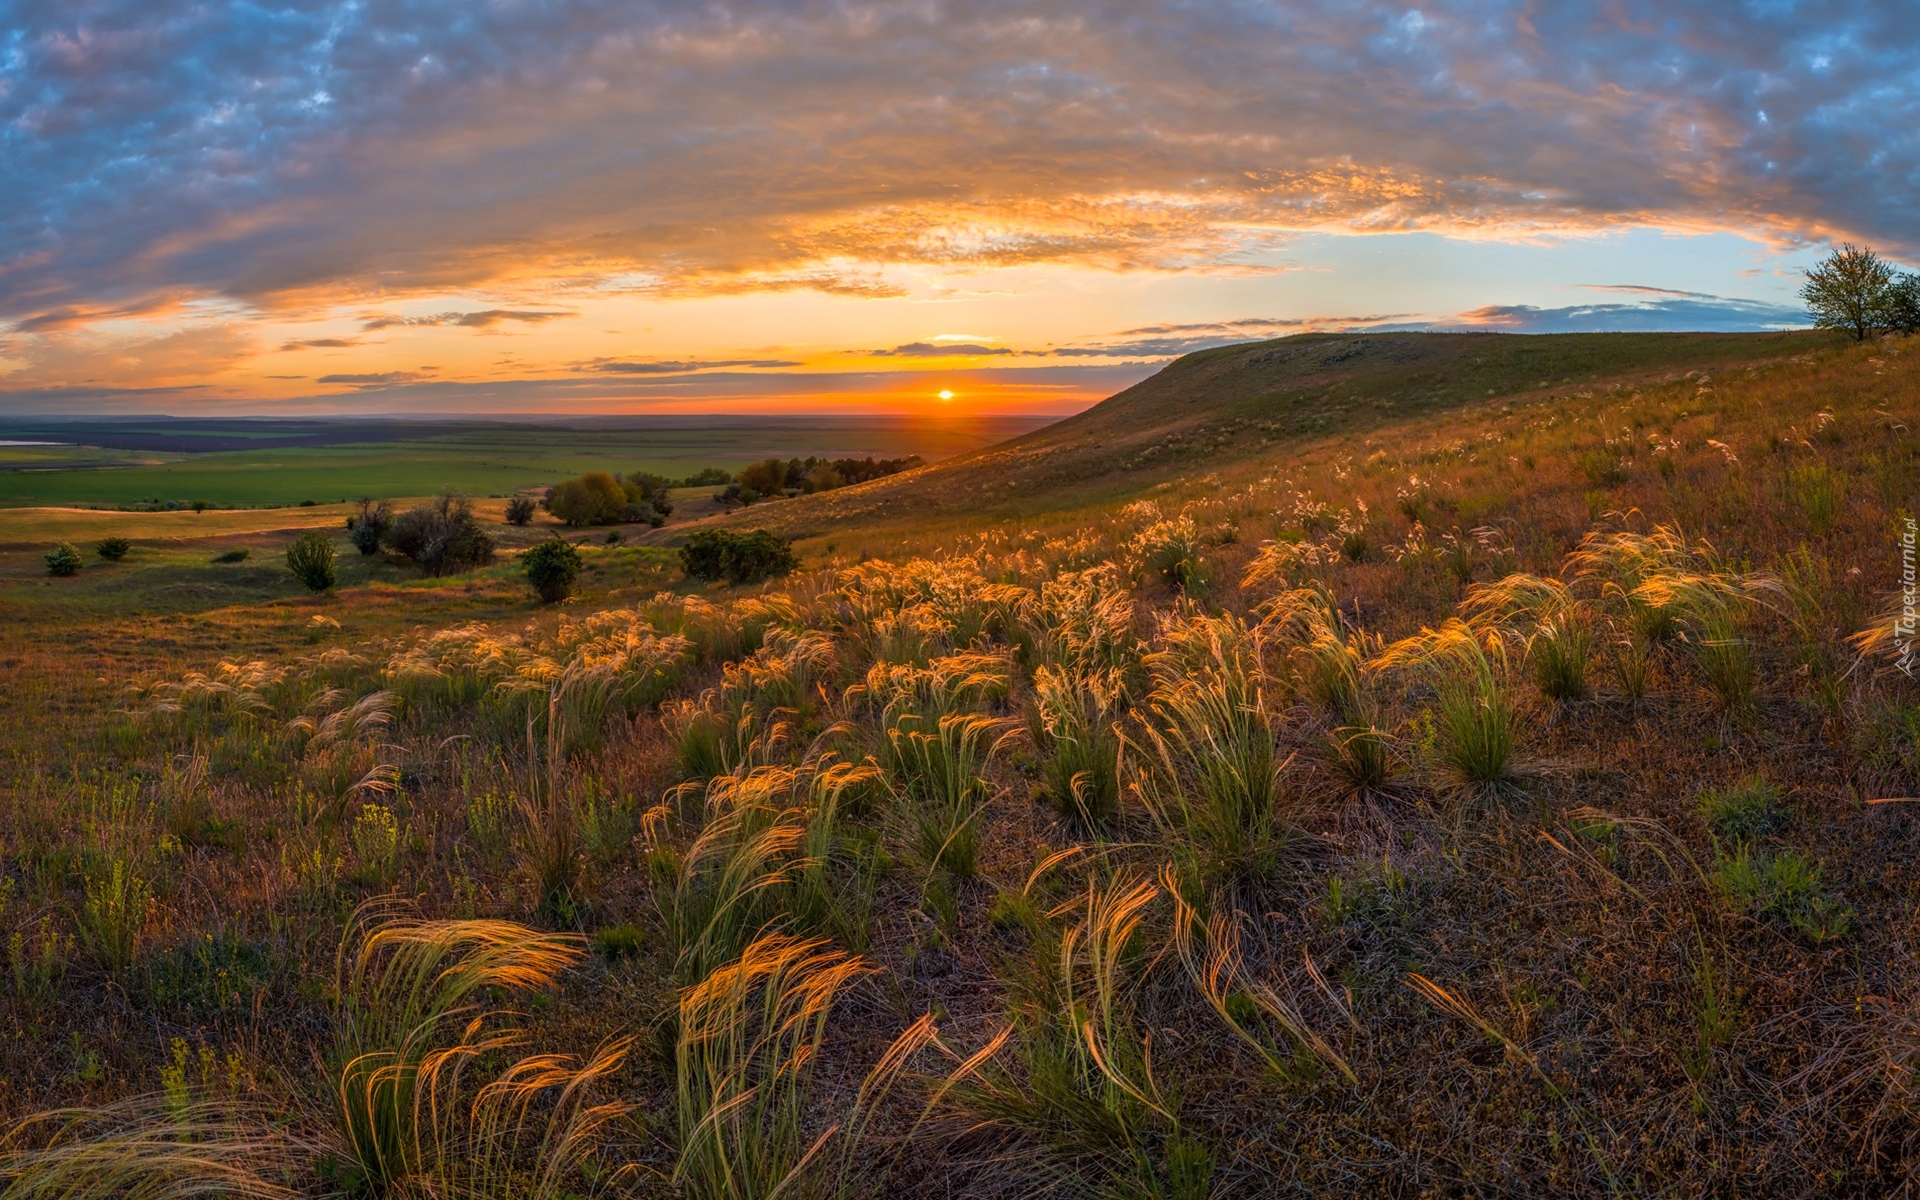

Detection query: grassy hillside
xmin=712 ymin=331 xmax=1831 ymax=542
xmin=0 ymin=329 xmax=1917 ymax=1196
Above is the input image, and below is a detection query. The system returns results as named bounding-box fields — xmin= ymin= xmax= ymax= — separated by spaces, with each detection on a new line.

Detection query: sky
xmin=1 ymin=1 xmax=1916 ymax=417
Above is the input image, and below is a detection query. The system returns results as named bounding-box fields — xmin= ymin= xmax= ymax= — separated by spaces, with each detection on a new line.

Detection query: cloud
xmin=1580 ymin=285 xmax=1722 ymax=300
xmin=1437 ymin=296 xmax=1809 ymax=334
xmin=1037 ymin=294 xmax=1804 ymax=357
xmin=280 ymin=337 xmax=357 ymax=350
xmin=869 ymin=342 xmax=1014 ymax=357
xmin=0 ymin=364 xmax=1157 ymax=416
xmin=1 ymin=0 xmax=1914 ymax=328
xmin=1043 ymin=315 xmax=1414 ymax=358
xmin=0 ymin=322 xmax=257 ymax=388
xmin=317 ymin=371 xmax=428 ymax=386
xmin=359 ymin=310 xmax=575 ymax=331
xmin=579 ymin=358 xmax=804 ymax=375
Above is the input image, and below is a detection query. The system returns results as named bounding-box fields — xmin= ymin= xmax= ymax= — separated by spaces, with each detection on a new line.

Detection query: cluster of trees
xmin=719 ymin=455 xmax=923 ymax=506
xmin=679 ymin=529 xmax=798 ymax=584
xmin=542 ymin=471 xmax=677 ymax=527
xmin=347 ymin=493 xmax=497 ymax=575
xmin=1802 ymin=244 xmax=1920 ymax=341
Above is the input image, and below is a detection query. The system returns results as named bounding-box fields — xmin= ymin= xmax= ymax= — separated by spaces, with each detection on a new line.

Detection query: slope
xmin=707 ymin=330 xmax=1830 ymax=542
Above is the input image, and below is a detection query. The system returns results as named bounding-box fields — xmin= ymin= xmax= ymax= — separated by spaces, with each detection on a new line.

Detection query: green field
xmin=0 ymin=416 xmax=1047 ymax=508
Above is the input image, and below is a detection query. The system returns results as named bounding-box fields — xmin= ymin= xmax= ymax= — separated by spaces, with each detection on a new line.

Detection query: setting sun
xmin=937 ymin=390 xmax=954 ymax=401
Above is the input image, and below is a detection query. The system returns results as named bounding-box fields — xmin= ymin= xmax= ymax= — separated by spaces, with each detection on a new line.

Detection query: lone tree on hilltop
xmin=1801 ymin=243 xmax=1895 ymax=341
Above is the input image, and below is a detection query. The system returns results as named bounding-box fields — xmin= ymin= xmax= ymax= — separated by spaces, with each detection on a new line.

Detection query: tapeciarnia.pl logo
xmin=1899 ymin=516 xmax=1917 ymax=679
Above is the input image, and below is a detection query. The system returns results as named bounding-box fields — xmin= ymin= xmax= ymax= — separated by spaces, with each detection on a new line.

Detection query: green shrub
xmin=286 ymin=529 xmax=337 ymax=592
xmin=44 ymin=543 xmax=82 ymax=576
xmin=351 ymin=803 xmax=400 ymax=886
xmin=79 ymin=854 xmax=150 ymax=972
xmin=96 ymin=536 xmax=131 ymax=561
xmin=503 ymin=496 xmax=537 ymax=525
xmin=213 ymin=548 xmax=250 ymax=563
xmin=523 ymin=537 xmax=582 ymax=603
xmin=680 ymin=529 xmax=798 ymax=585
xmin=1714 ymin=846 xmax=1851 ymax=943
xmin=1697 ymin=777 xmax=1788 ymax=842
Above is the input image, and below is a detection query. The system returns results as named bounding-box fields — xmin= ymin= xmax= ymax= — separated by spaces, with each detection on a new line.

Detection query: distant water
xmin=0 ymin=440 xmax=68 ymax=446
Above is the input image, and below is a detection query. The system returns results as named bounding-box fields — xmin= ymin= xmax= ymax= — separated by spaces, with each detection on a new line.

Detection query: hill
xmin=704 ymin=330 xmax=1831 ymax=541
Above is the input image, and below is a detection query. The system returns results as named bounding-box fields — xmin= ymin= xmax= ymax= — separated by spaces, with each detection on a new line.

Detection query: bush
xmin=285 ymin=529 xmax=337 ymax=592
xmin=44 ymin=543 xmax=82 ymax=577
xmin=524 ymin=537 xmax=582 ymax=602
xmin=679 ymin=529 xmax=798 ymax=585
xmin=504 ymin=496 xmax=537 ymax=525
xmin=546 ymin=472 xmax=626 ymax=526
xmin=96 ymin=537 xmax=130 ymax=561
xmin=387 ymin=492 xmax=496 ymax=575
xmin=213 ymin=548 xmax=249 ymax=563
xmin=348 ymin=499 xmax=392 ymax=555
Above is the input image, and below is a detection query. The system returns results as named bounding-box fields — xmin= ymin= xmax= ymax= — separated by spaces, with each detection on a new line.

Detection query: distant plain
xmin=0 ymin=414 xmax=1046 ymax=510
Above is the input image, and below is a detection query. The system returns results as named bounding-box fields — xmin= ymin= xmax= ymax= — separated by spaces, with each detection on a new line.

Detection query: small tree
xmin=348 ymin=499 xmax=392 ymax=555
xmin=736 ymin=459 xmax=787 ymax=497
xmin=523 ymin=537 xmax=582 ymax=602
xmin=1801 ymin=243 xmax=1895 ymax=341
xmin=45 ymin=543 xmax=82 ymax=577
xmin=97 ymin=537 xmax=131 ymax=561
xmin=547 ymin=472 xmax=626 ymax=526
xmin=286 ymin=529 xmax=337 ymax=592
xmin=504 ymin=496 xmax=537 ymax=525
